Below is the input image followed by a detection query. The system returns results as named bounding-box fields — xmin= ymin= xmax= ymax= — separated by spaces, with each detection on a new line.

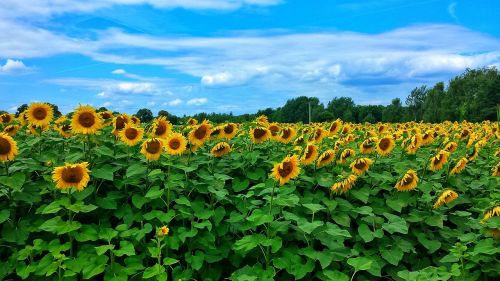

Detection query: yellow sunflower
xmin=350 ymin=158 xmax=374 ymax=175
xmin=56 ymin=124 xmax=72 ymax=138
xmin=341 ymin=124 xmax=351 ymax=135
xmin=300 ymin=144 xmax=318 ymax=165
xmin=294 ymin=135 xmax=305 ymax=145
xmin=165 ymin=133 xmax=187 ymax=155
xmin=394 ymin=169 xmax=418 ymax=191
xmin=99 ymin=111 xmax=114 ymax=121
xmin=71 ymin=105 xmax=102 ymax=135
xmin=317 ymin=149 xmax=336 ymax=168
xmin=131 ymin=116 xmax=141 ymax=125
xmin=27 ymin=103 xmax=53 ymax=127
xmin=157 ymin=226 xmax=170 ymax=237
xmin=18 ymin=111 xmax=29 ymax=126
xmin=359 ymin=137 xmax=378 ymax=154
xmin=429 ymin=150 xmax=450 ymax=171
xmin=331 ymin=174 xmax=357 ymax=194
xmin=433 ymin=189 xmax=458 ymax=209
xmin=421 ymin=130 xmax=434 ymax=145
xmin=151 ymin=116 xmax=172 ymax=139
xmin=3 ymin=125 xmax=19 ymax=137
xmin=267 ymin=123 xmax=281 ymax=140
xmin=187 ymin=118 xmax=198 ymax=126
xmin=313 ymin=127 xmax=326 ymax=143
xmin=279 ymin=127 xmax=296 ymax=144
xmin=52 ymin=162 xmax=91 ymax=191
xmin=338 ymin=148 xmax=356 ymax=164
xmin=140 ymin=138 xmax=163 ymax=161
xmin=188 ymin=120 xmax=211 ymax=146
xmin=444 ymin=142 xmax=458 ymax=153
xmin=406 ymin=134 xmax=423 ymax=155
xmin=271 ymin=154 xmax=300 ymax=186
xmin=112 ymin=114 xmax=130 ymax=135
xmin=250 ymin=127 xmax=271 ymax=144
xmin=28 ymin=123 xmax=49 ymax=135
xmin=210 ymin=126 xmax=224 ymax=139
xmin=449 ymin=157 xmax=468 ymax=175
xmin=492 ymin=162 xmax=500 ymax=176
xmin=211 ymin=142 xmax=231 ymax=157
xmin=481 ymin=206 xmax=500 ymax=224
xmin=0 ymin=133 xmax=18 ymax=161
xmin=468 ymin=145 xmax=480 ymax=161
xmin=376 ymin=136 xmax=395 ymax=156
xmin=222 ymin=123 xmax=238 ymax=140
xmin=256 ymin=115 xmax=269 ymax=126
xmin=328 ymin=119 xmax=342 ymax=136
xmin=0 ymin=113 xmax=14 ymax=124
xmin=119 ymin=124 xmax=144 ymax=146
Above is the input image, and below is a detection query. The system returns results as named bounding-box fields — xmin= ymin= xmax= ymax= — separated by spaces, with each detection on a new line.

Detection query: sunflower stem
xmin=166 ymin=163 xmax=171 ymax=212
xmin=265 ymin=182 xmax=277 ymax=269
xmin=67 ymin=189 xmax=73 ymax=257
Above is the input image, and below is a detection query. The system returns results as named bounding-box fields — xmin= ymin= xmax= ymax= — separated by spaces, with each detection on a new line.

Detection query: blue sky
xmin=0 ymin=0 xmax=499 ymax=115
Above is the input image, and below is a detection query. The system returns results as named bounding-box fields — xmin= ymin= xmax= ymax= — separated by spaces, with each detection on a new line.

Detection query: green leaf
xmin=145 ymin=186 xmax=163 ymax=199
xmin=39 ymin=216 xmax=81 ymax=234
xmin=92 ymin=164 xmax=115 ymax=181
xmin=132 ymin=194 xmax=148 ymax=208
xmin=233 ymin=234 xmax=266 ymax=254
xmin=0 ymin=172 xmax=25 ymax=191
xmin=350 ymin=187 xmax=370 ymax=203
xmin=126 ymin=163 xmax=147 ymax=178
xmin=247 ymin=209 xmax=273 ymax=226
xmin=67 ymin=201 xmax=98 ymax=213
xmin=323 ymin=270 xmax=349 ymax=281
xmin=298 ymin=220 xmax=324 ymax=234
xmin=380 ymin=246 xmax=403 ymax=266
xmin=347 ymin=256 xmax=373 ymax=271
xmin=232 ymin=178 xmax=249 ymax=192
xmin=382 ymin=213 xmax=408 ymax=234
xmin=302 ymin=203 xmax=326 ymax=213
xmin=416 ymin=233 xmax=441 ymax=253
xmin=0 ymin=209 xmax=10 ymax=224
xmin=142 ymin=265 xmax=164 ymax=279
xmin=358 ymin=223 xmax=374 ymax=243
xmin=324 ymin=223 xmax=351 ymax=238
xmin=114 ymin=241 xmax=135 ymax=257
xmin=95 ymin=245 xmax=115 ymax=256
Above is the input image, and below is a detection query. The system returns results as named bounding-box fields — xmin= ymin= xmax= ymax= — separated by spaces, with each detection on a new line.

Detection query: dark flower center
xmin=61 ymin=167 xmax=84 ymax=183
xmin=379 ymin=138 xmax=391 ymax=150
xmin=125 ymin=128 xmax=138 ymax=140
xmin=146 ymin=140 xmax=161 ymax=154
xmin=278 ymin=161 xmax=293 ymax=177
xmin=169 ymin=139 xmax=180 ymax=150
xmin=224 ymin=124 xmax=234 ymax=134
xmin=194 ymin=125 xmax=208 ymax=139
xmin=0 ymin=138 xmax=12 ymax=154
xmin=78 ymin=112 xmax=95 ymax=128
xmin=33 ymin=108 xmax=48 ymax=120
xmin=253 ymin=128 xmax=266 ymax=139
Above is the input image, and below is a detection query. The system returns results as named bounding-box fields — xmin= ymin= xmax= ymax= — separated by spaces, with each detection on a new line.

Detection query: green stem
xmin=67 ymin=189 xmax=73 ymax=257
xmin=167 ymin=164 xmax=171 ymax=212
xmin=265 ymin=183 xmax=277 ymax=269
xmin=157 ymin=237 xmax=162 ymax=269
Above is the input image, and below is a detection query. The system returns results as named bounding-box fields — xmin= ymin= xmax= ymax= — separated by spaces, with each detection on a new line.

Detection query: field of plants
xmin=0 ymin=103 xmax=499 ymax=281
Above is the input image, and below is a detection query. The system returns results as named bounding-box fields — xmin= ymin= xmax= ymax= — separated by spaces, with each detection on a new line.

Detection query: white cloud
xmin=101 ymin=101 xmax=112 ymax=107
xmin=112 ymin=69 xmax=126 ymax=74
xmin=147 ymin=101 xmax=156 ymax=106
xmin=448 ymin=2 xmax=458 ymax=21
xmin=117 ymin=82 xmax=154 ymax=93
xmin=187 ymin=98 xmax=208 ymax=106
xmin=0 ymin=59 xmax=31 ymax=74
xmin=164 ymin=98 xmax=183 ymax=106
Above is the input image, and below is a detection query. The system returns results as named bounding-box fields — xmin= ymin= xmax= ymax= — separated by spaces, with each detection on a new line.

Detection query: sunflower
xmin=313 ymin=127 xmax=326 ymax=143
xmin=140 ymin=138 xmax=163 ymax=161
xmin=119 ymin=124 xmax=144 ymax=146
xmin=271 ymin=154 xmax=300 ymax=185
xmin=328 ymin=119 xmax=342 ymax=136
xmin=294 ymin=135 xmax=305 ymax=145
xmin=0 ymin=133 xmax=18 ymax=161
xmin=0 ymin=113 xmax=14 ymax=124
xmin=360 ymin=137 xmax=377 ymax=154
xmin=27 ymin=103 xmax=53 ymax=127
xmin=56 ymin=124 xmax=72 ymax=138
xmin=131 ymin=116 xmax=141 ymax=125
xmin=222 ymin=123 xmax=238 ymax=140
xmin=298 ymin=145 xmax=317 ymax=165
xmin=188 ymin=120 xmax=211 ymax=146
xmin=433 ymin=189 xmax=458 ymax=209
xmin=468 ymin=146 xmax=480 ymax=161
xmin=99 ymin=111 xmax=114 ymax=120
xmin=317 ymin=149 xmax=336 ymax=168
xmin=341 ymin=124 xmax=351 ymax=135
xmin=28 ymin=123 xmax=49 ymax=135
xmin=256 ymin=115 xmax=269 ymax=126
xmin=3 ymin=125 xmax=19 ymax=136
xmin=211 ymin=142 xmax=231 ymax=157
xmin=186 ymin=118 xmax=198 ymax=126
xmin=394 ymin=169 xmax=418 ymax=191
xmin=71 ymin=105 xmax=102 ymax=135
xmin=378 ymin=124 xmax=388 ymax=134
xmin=350 ymin=158 xmax=374 ymax=175
xmin=422 ymin=130 xmax=434 ymax=145
xmin=338 ymin=148 xmax=355 ymax=164
xmin=18 ymin=111 xmax=28 ymax=126
xmin=429 ymin=150 xmax=450 ymax=171
xmin=481 ymin=206 xmax=500 ymax=223
xmin=331 ymin=174 xmax=357 ymax=194
xmin=112 ymin=114 xmax=130 ymax=134
xmin=268 ymin=123 xmax=281 ymax=139
xmin=157 ymin=226 xmax=170 ymax=237
xmin=165 ymin=133 xmax=187 ymax=155
xmin=151 ymin=116 xmax=172 ymax=139
xmin=406 ymin=134 xmax=422 ymax=155
xmin=444 ymin=142 xmax=458 ymax=153
xmin=210 ymin=126 xmax=224 ymax=139
xmin=279 ymin=127 xmax=296 ymax=144
xmin=376 ymin=136 xmax=395 ymax=156
xmin=449 ymin=157 xmax=468 ymax=175
xmin=52 ymin=162 xmax=91 ymax=191
xmin=492 ymin=162 xmax=500 ymax=176
xmin=250 ymin=127 xmax=271 ymax=144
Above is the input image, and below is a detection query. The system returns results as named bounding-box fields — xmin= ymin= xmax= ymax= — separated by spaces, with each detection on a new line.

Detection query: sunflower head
xmin=313 ymin=127 xmax=326 ymax=143
xmin=376 ymin=136 xmax=395 ymax=156
xmin=112 ymin=114 xmax=130 ymax=134
xmin=157 ymin=226 xmax=170 ymax=237
xmin=0 ymin=133 xmax=18 ymax=162
xmin=3 ymin=124 xmax=19 ymax=137
xmin=350 ymin=158 xmax=374 ymax=175
xmin=338 ymin=148 xmax=355 ymax=164
xmin=187 ymin=118 xmax=198 ymax=126
xmin=317 ymin=149 xmax=336 ymax=168
xmin=271 ymin=154 xmax=300 ymax=186
xmin=433 ymin=189 xmax=458 ymax=209
xmin=444 ymin=142 xmax=458 ymax=153
xmin=294 ymin=135 xmax=305 ymax=145
xmin=188 ymin=120 xmax=211 ymax=146
xmin=0 ymin=113 xmax=14 ymax=124
xmin=165 ymin=133 xmax=187 ymax=155
xmin=18 ymin=111 xmax=29 ymax=126
xmin=279 ymin=127 xmax=296 ymax=143
xmin=52 ymin=162 xmax=91 ymax=191
xmin=131 ymin=116 xmax=141 ymax=125
xmin=328 ymin=119 xmax=342 ymax=136
xmin=72 ymin=105 xmax=102 ymax=135
xmin=360 ymin=137 xmax=377 ymax=154
xmin=256 ymin=115 xmax=269 ymax=125
xmin=27 ymin=103 xmax=53 ymax=127
xmin=222 ymin=123 xmax=238 ymax=140
xmin=119 ymin=124 xmax=144 ymax=146
xmin=395 ymin=169 xmax=418 ymax=191
xmin=250 ymin=127 xmax=271 ymax=144
xmin=429 ymin=150 xmax=450 ymax=171
xmin=211 ymin=142 xmax=231 ymax=157
xmin=481 ymin=206 xmax=500 ymax=224
xmin=300 ymin=144 xmax=318 ymax=165
xmin=99 ymin=111 xmax=114 ymax=120
xmin=492 ymin=162 xmax=500 ymax=177
xmin=450 ymin=157 xmax=468 ymax=175
xmin=57 ymin=124 xmax=72 ymax=138
xmin=267 ymin=123 xmax=281 ymax=139
xmin=140 ymin=138 xmax=164 ymax=161
xmin=151 ymin=116 xmax=172 ymax=139
xmin=331 ymin=174 xmax=357 ymax=194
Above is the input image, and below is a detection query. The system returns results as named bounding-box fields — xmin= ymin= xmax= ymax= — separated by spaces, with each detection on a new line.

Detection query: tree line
xmin=5 ymin=67 xmax=499 ymax=124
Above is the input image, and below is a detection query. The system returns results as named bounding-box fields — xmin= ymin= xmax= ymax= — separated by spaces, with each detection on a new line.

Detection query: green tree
xmin=405 ymin=86 xmax=428 ymax=121
xmin=280 ymin=96 xmax=323 ymax=123
xmin=136 ymin=108 xmax=153 ymax=123
xmin=326 ymin=97 xmax=355 ymax=119
xmin=15 ymin=104 xmax=28 ymax=117
xmin=422 ymin=82 xmax=444 ymax=123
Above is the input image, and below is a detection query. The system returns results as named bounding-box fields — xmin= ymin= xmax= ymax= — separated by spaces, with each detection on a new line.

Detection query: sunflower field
xmin=0 ymin=103 xmax=499 ymax=281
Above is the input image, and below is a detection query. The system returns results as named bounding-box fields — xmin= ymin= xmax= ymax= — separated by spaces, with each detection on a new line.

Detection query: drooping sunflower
xmin=317 ymin=149 xmax=336 ymax=168
xmin=3 ymin=125 xmax=19 ymax=136
xmin=394 ymin=169 xmax=418 ymax=191
xmin=376 ymin=136 xmax=395 ymax=156
xmin=481 ymin=206 xmax=500 ymax=224
xmin=119 ymin=124 xmax=144 ymax=146
xmin=294 ymin=135 xmax=305 ymax=145
xmin=341 ymin=124 xmax=351 ymax=135
xmin=112 ymin=114 xmax=130 ymax=135
xmin=492 ymin=162 xmax=500 ymax=176
xmin=267 ymin=123 xmax=281 ymax=140
xmin=0 ymin=133 xmax=18 ymax=161
xmin=313 ymin=127 xmax=326 ymax=143
xmin=99 ymin=111 xmax=114 ymax=121
xmin=350 ymin=158 xmax=374 ymax=175
xmin=71 ymin=105 xmax=102 ymax=135
xmin=211 ymin=142 xmax=231 ymax=157
xmin=429 ymin=150 xmax=450 ymax=171
xmin=188 ymin=120 xmax=211 ymax=146
xmin=406 ymin=134 xmax=423 ymax=155
xmin=150 ymin=116 xmax=172 ymax=139
xmin=271 ymin=154 xmax=300 ymax=186
xmin=300 ymin=144 xmax=318 ymax=165
xmin=52 ymin=162 xmax=91 ymax=191
xmin=433 ymin=189 xmax=458 ymax=209
xmin=187 ymin=118 xmax=198 ymax=126
xmin=359 ymin=137 xmax=378 ymax=154
xmin=27 ymin=103 xmax=53 ymax=127
xmin=449 ymin=157 xmax=468 ymax=175
xmin=56 ymin=124 xmax=72 ymax=138
xmin=331 ymin=174 xmax=357 ymax=194
xmin=328 ymin=119 xmax=342 ymax=136
xmin=165 ymin=133 xmax=187 ymax=155
xmin=444 ymin=142 xmax=458 ymax=153
xmin=279 ymin=127 xmax=296 ymax=144
xmin=421 ymin=130 xmax=434 ymax=145
xmin=250 ymin=127 xmax=271 ymax=144
xmin=18 ymin=111 xmax=29 ymax=126
xmin=140 ymin=138 xmax=163 ymax=161
xmin=338 ymin=148 xmax=355 ymax=164
xmin=467 ymin=145 xmax=480 ymax=161
xmin=222 ymin=123 xmax=238 ymax=140
xmin=0 ymin=113 xmax=14 ymax=124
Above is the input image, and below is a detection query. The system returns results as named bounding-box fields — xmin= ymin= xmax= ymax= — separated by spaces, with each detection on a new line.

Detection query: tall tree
xmin=406 ymin=86 xmax=428 ymax=121
xmin=136 ymin=108 xmax=153 ymax=123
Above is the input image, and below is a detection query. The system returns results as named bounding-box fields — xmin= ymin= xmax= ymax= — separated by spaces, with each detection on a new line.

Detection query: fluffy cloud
xmin=165 ymin=98 xmax=183 ymax=106
xmin=111 ymin=69 xmax=126 ymax=75
xmin=0 ymin=59 xmax=31 ymax=74
xmin=187 ymin=98 xmax=208 ymax=105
